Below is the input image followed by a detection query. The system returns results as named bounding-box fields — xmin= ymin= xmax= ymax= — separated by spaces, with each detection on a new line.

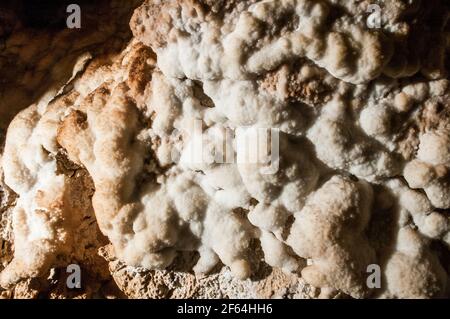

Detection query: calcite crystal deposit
xmin=0 ymin=0 xmax=449 ymax=299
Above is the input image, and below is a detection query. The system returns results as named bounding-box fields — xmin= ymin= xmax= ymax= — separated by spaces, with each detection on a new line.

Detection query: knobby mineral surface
xmin=0 ymin=0 xmax=449 ymax=299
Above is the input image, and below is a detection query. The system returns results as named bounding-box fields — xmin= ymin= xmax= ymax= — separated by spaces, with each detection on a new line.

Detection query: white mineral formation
xmin=0 ymin=0 xmax=449 ymax=298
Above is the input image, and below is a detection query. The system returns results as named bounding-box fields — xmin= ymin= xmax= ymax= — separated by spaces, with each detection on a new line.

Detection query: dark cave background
xmin=0 ymin=0 xmax=109 ymax=32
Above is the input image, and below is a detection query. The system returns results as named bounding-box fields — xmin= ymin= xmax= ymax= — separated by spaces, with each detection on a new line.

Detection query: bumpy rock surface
xmin=1 ymin=0 xmax=449 ymax=299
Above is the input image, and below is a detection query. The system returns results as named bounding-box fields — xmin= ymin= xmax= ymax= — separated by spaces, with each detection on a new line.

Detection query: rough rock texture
xmin=1 ymin=0 xmax=449 ymax=299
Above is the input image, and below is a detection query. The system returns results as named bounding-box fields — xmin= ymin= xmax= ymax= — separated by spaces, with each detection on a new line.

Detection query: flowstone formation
xmin=0 ymin=0 xmax=449 ymax=299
